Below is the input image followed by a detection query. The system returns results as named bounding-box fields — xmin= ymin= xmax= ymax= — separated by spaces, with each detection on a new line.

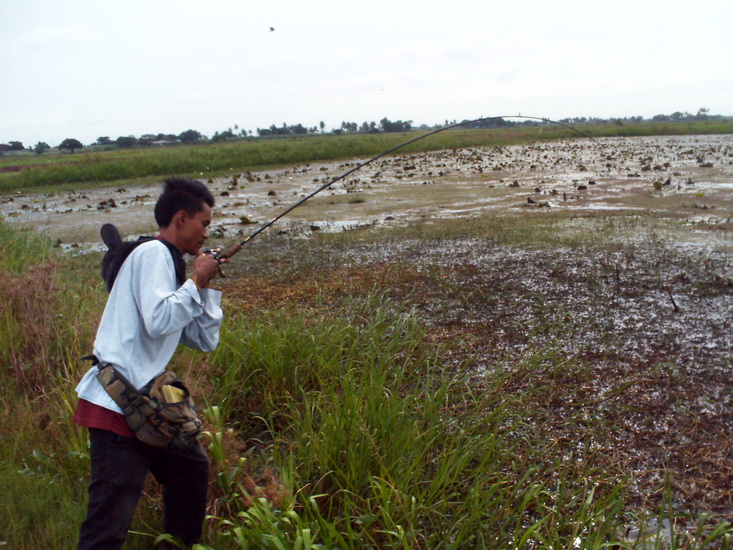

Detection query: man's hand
xmin=192 ymin=252 xmax=228 ymax=289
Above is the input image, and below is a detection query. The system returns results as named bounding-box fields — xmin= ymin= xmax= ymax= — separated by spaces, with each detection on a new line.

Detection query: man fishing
xmin=73 ymin=177 xmax=226 ymax=549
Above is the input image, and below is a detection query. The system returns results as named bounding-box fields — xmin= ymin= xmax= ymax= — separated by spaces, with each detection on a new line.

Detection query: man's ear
xmin=171 ymin=210 xmax=188 ymax=227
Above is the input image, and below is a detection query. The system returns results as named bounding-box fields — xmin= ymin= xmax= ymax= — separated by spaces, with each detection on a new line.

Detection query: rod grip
xmin=221 ymin=242 xmax=243 ymax=259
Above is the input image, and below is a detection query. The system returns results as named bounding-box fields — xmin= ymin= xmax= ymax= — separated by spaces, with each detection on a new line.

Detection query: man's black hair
xmin=154 ymin=177 xmax=215 ymax=228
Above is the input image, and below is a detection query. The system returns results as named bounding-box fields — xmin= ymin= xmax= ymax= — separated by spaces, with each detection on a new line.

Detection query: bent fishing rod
xmin=212 ymin=115 xmax=600 ymax=264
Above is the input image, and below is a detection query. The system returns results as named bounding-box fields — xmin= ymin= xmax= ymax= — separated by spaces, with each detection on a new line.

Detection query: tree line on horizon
xmin=0 ymin=108 xmax=725 ymax=156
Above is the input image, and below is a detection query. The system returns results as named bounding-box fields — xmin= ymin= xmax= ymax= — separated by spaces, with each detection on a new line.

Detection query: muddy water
xmin=1 ymin=135 xmax=731 ymax=249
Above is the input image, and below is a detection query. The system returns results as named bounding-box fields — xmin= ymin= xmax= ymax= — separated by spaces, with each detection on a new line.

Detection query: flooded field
xmin=1 ymin=135 xmax=731 ymax=249
xmin=2 ymin=134 xmax=732 ymax=525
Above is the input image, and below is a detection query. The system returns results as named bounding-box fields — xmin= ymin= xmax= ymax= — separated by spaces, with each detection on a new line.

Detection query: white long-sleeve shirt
xmin=75 ymin=239 xmax=223 ymax=414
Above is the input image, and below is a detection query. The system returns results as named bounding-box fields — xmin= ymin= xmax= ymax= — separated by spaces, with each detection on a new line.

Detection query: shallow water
xmin=1 ymin=135 xmax=731 ymax=249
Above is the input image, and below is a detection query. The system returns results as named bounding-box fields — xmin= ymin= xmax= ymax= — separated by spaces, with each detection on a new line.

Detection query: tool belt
xmin=86 ymin=356 xmax=202 ymax=450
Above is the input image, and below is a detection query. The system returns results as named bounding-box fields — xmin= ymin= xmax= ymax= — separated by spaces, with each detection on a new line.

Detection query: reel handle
xmin=202 ymin=242 xmax=243 ymax=278
xmin=202 ymin=248 xmax=227 ymax=278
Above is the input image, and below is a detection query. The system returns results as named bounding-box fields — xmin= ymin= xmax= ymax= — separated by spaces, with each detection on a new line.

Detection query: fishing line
xmin=217 ymin=115 xmax=600 ymax=261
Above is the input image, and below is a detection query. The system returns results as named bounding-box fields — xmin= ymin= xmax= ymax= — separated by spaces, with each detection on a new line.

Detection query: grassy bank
xmin=2 ymin=119 xmax=732 ymax=193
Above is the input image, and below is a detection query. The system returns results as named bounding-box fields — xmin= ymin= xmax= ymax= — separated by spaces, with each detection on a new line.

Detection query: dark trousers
xmin=78 ymin=428 xmax=209 ymax=550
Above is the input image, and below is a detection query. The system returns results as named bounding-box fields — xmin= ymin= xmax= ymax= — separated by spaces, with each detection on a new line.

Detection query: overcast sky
xmin=2 ymin=0 xmax=731 ymax=146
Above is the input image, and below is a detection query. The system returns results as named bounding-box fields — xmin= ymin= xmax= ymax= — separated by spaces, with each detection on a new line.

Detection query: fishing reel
xmin=202 ymin=247 xmax=226 ymax=277
xmin=202 ymin=247 xmax=223 ymax=261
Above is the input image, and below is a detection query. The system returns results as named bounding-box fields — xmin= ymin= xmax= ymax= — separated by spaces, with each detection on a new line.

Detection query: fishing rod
xmin=213 ymin=115 xmax=600 ymax=263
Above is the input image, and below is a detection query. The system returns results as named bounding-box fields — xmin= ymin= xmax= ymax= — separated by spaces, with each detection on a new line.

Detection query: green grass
xmin=0 ymin=220 xmax=54 ymax=271
xmin=2 ymin=119 xmax=732 ymax=193
xmin=1 ymin=464 xmax=88 ymax=548
xmin=199 ymin=300 xmax=630 ymax=548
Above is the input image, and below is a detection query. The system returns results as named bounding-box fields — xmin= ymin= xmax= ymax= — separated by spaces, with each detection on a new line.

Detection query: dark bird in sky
xmin=269 ymin=27 xmax=275 ymax=31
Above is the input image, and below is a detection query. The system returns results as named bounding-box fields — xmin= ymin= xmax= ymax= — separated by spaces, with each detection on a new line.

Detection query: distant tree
xmin=97 ymin=136 xmax=112 ymax=145
xmin=115 ymin=136 xmax=138 ymax=148
xmin=59 ymin=138 xmax=84 ymax=153
xmin=34 ymin=141 xmax=50 ymax=155
xmin=319 ymin=121 xmax=325 ymax=133
xmin=179 ymin=129 xmax=202 ymax=143
xmin=211 ymin=129 xmax=235 ymax=142
xmin=357 ymin=121 xmax=378 ymax=133
xmin=138 ymin=134 xmax=158 ymax=147
xmin=7 ymin=141 xmax=25 ymax=151
xmin=472 ymin=117 xmax=510 ymax=129
xmin=379 ymin=118 xmax=412 ymax=133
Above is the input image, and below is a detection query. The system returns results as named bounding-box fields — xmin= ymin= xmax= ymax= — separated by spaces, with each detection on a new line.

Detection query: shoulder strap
xmin=100 ymin=224 xmax=185 ymax=291
xmin=156 ymin=238 xmax=186 ymax=288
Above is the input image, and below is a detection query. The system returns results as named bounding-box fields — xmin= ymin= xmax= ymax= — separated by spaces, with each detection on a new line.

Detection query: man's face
xmin=178 ymin=203 xmax=212 ymax=255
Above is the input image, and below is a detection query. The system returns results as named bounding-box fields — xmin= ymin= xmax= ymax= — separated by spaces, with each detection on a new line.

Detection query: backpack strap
xmin=100 ymin=224 xmax=185 ymax=291
xmin=156 ymin=237 xmax=186 ymax=288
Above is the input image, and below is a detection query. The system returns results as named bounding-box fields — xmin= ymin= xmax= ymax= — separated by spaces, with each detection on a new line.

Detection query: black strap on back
xmin=101 ymin=223 xmax=185 ymax=291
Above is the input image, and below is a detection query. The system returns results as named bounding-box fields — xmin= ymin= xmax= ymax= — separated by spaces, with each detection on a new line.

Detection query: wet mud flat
xmin=1 ymin=134 xmax=731 ymax=248
xmin=354 ymin=238 xmax=732 ymax=521
xmin=3 ymin=134 xmax=732 ymax=523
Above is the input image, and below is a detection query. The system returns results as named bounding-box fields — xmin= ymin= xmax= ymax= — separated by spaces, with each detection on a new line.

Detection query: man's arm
xmin=179 ymin=251 xmax=225 ymax=351
xmin=179 ymin=286 xmax=223 ymax=352
xmin=134 ymin=245 xmax=220 ymax=338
